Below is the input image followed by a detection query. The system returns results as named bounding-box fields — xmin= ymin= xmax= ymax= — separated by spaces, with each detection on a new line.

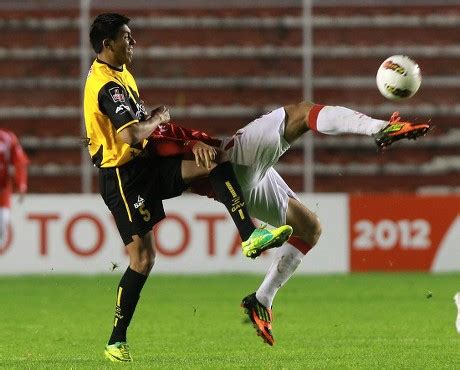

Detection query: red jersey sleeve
xmin=149 ymin=122 xmax=220 ymax=200
xmin=10 ymin=132 xmax=29 ymax=193
xmin=149 ymin=122 xmax=222 ymax=157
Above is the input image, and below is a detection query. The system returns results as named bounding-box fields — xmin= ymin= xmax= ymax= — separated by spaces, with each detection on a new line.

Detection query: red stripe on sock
xmin=289 ymin=236 xmax=313 ymax=255
xmin=307 ymin=104 xmax=325 ymax=131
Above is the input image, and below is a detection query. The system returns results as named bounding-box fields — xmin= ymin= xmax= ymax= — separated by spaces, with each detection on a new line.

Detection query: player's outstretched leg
xmin=241 ymin=224 xmax=293 ymax=259
xmin=241 ymin=292 xmax=275 ymax=346
xmin=242 ymin=197 xmax=321 ymax=344
xmin=104 ymin=342 xmax=133 ymax=362
xmin=283 ymin=102 xmax=432 ymax=148
xmin=373 ymin=111 xmax=431 ymax=148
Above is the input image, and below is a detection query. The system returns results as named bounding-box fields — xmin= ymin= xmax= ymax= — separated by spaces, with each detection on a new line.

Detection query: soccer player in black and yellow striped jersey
xmin=84 ymin=54 xmax=147 ymax=168
xmin=84 ymin=13 xmax=293 ymax=363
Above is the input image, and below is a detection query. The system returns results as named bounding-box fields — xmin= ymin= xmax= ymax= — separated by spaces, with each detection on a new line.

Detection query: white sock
xmin=314 ymin=105 xmax=388 ymax=136
xmin=454 ymin=293 xmax=460 ymax=333
xmin=256 ymin=244 xmax=304 ymax=308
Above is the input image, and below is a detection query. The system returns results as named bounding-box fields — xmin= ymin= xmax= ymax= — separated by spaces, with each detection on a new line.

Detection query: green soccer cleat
xmin=241 ymin=292 xmax=275 ymax=346
xmin=242 ymin=225 xmax=293 ymax=259
xmin=374 ymin=111 xmax=431 ymax=148
xmin=104 ymin=342 xmax=133 ymax=363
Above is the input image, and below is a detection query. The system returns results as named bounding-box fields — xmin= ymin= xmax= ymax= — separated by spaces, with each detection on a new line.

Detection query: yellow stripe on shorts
xmin=116 ymin=168 xmax=132 ymax=222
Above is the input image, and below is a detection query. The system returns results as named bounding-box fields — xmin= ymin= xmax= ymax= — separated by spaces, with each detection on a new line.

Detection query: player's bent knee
xmin=283 ymin=101 xmax=315 ymax=143
xmin=132 ymin=251 xmax=155 ymax=275
xmin=295 ymin=213 xmax=321 ymax=247
xmin=127 ymin=234 xmax=156 ymax=275
xmin=286 ymin=197 xmax=322 ymax=247
xmin=284 ymin=101 xmax=314 ymax=123
xmin=307 ymin=215 xmax=322 ymax=246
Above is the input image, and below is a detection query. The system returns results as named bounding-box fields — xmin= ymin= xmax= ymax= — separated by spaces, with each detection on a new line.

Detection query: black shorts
xmin=99 ymin=154 xmax=188 ymax=245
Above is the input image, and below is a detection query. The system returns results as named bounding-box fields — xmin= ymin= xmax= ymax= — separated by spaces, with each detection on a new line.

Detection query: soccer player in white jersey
xmin=151 ymin=101 xmax=430 ymax=346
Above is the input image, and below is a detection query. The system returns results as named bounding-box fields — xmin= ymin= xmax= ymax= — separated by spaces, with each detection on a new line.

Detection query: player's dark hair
xmin=89 ymin=13 xmax=131 ymax=54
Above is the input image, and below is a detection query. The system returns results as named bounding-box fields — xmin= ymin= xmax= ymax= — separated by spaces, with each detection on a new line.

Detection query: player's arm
xmin=119 ymin=106 xmax=170 ymax=145
xmin=98 ymin=82 xmax=169 ymax=145
xmin=153 ymin=122 xmax=221 ymax=146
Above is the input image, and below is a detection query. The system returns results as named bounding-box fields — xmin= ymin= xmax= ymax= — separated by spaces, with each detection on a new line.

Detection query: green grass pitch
xmin=0 ymin=272 xmax=459 ymax=368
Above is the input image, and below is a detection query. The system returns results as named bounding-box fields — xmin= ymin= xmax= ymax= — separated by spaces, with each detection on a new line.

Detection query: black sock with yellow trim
xmin=209 ymin=161 xmax=256 ymax=241
xmin=108 ymin=267 xmax=147 ymax=345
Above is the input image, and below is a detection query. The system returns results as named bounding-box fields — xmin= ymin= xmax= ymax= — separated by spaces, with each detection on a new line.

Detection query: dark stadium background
xmin=0 ymin=0 xmax=458 ymax=195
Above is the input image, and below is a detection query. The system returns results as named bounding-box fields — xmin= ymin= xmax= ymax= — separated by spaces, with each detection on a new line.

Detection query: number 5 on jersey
xmin=139 ymin=204 xmax=151 ymax=222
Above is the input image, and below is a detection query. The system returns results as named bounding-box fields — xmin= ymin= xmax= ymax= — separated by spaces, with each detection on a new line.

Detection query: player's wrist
xmin=184 ymin=140 xmax=198 ymax=153
xmin=187 ymin=140 xmax=198 ymax=148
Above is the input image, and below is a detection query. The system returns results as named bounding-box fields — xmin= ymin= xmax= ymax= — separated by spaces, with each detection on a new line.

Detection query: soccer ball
xmin=376 ymin=55 xmax=422 ymax=100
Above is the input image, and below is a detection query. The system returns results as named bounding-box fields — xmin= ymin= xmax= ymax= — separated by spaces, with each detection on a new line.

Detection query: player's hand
xmin=150 ymin=106 xmax=170 ymax=125
xmin=192 ymin=141 xmax=217 ymax=169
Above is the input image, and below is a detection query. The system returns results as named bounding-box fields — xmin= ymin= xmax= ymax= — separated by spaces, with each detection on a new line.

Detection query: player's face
xmin=111 ymin=25 xmax=136 ymax=66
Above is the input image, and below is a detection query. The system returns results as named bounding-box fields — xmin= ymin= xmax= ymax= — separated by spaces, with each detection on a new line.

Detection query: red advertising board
xmin=350 ymin=195 xmax=460 ymax=272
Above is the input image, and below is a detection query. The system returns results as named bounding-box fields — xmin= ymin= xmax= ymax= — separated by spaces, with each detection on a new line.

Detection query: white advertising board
xmin=0 ymin=194 xmax=348 ymax=274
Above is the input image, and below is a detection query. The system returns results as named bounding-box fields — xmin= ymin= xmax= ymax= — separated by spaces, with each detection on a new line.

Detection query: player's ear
xmin=103 ymin=39 xmax=112 ymax=50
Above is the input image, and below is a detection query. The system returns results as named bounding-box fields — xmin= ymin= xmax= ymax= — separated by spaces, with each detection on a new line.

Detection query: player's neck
xmin=97 ymin=54 xmax=124 ymax=71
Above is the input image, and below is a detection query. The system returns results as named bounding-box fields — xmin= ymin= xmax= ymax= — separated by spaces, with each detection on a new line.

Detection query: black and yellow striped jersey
xmin=83 ymin=59 xmax=148 ymax=168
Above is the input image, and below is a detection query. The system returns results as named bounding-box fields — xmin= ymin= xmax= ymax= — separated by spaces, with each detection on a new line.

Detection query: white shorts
xmin=221 ymin=108 xmax=298 ymax=226
xmin=246 ymin=167 xmax=298 ymax=227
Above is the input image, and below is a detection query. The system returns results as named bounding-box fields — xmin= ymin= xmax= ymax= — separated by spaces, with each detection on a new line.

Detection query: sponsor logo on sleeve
xmin=115 ymin=104 xmax=131 ymax=115
xmin=135 ymin=101 xmax=147 ymax=119
xmin=109 ymin=87 xmax=126 ymax=103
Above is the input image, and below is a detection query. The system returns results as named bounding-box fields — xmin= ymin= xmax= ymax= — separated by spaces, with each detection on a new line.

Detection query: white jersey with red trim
xmin=149 ymin=108 xmax=297 ymax=226
xmin=219 ymin=108 xmax=298 ymax=226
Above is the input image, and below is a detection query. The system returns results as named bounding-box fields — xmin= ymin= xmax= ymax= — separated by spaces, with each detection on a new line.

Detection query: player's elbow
xmin=118 ymin=126 xmax=139 ymax=146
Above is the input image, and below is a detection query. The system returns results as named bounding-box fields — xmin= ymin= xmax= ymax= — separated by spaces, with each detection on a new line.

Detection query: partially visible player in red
xmin=148 ymin=103 xmax=431 ymax=346
xmin=0 ymin=129 xmax=29 ymax=246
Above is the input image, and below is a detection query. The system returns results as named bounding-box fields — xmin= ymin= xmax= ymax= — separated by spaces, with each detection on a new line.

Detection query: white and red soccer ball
xmin=376 ymin=55 xmax=422 ymax=100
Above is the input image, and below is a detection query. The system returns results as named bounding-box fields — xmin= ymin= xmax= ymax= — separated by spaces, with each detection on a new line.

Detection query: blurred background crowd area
xmin=0 ymin=0 xmax=459 ymax=194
